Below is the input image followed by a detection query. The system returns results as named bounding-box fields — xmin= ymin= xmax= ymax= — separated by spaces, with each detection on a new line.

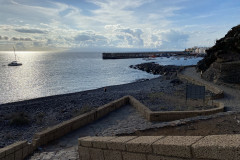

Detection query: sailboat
xmin=8 ymin=47 xmax=22 ymax=66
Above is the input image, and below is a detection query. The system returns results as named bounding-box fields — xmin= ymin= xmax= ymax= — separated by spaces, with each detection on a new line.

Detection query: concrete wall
xmin=0 ymin=141 xmax=33 ymax=160
xmin=32 ymin=96 xmax=129 ymax=148
xmin=149 ymin=103 xmax=224 ymax=121
xmin=102 ymin=52 xmax=186 ymax=59
xmin=129 ymin=96 xmax=224 ymax=122
xmin=78 ymin=135 xmax=240 ymax=160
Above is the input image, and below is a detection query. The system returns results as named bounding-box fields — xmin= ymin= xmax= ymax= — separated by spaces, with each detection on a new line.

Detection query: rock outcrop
xmin=196 ymin=24 xmax=240 ymax=84
xmin=130 ymin=62 xmax=183 ymax=76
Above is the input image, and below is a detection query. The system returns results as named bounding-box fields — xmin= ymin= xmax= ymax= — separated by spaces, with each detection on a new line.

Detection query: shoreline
xmin=0 ymin=76 xmax=160 ymax=106
xmin=0 ymin=76 xmax=168 ymax=148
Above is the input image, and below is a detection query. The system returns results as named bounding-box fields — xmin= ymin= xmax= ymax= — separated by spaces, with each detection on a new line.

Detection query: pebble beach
xmin=0 ymin=75 xmax=175 ymax=148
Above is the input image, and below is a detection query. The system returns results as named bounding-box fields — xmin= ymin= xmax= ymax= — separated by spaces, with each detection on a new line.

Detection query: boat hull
xmin=8 ymin=62 xmax=22 ymax=66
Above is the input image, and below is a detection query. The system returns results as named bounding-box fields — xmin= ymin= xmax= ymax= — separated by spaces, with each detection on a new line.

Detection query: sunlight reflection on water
xmin=0 ymin=51 xmax=202 ymax=104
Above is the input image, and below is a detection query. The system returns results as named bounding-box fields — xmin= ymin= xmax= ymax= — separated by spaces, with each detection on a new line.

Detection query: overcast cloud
xmin=15 ymin=29 xmax=46 ymax=34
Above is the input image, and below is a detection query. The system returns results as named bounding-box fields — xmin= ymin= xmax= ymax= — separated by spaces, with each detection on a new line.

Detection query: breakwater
xmin=102 ymin=51 xmax=201 ymax=59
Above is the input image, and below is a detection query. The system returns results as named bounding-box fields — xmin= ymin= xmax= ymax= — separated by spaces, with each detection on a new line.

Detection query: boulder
xmin=130 ymin=62 xmax=182 ymax=76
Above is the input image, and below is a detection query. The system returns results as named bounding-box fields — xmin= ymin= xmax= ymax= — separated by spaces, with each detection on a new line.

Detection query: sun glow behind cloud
xmin=0 ymin=0 xmax=239 ymax=51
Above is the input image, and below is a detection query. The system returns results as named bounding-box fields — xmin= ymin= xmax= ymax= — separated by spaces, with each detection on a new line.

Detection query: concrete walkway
xmin=182 ymin=67 xmax=240 ymax=111
xmin=28 ymin=105 xmax=168 ymax=160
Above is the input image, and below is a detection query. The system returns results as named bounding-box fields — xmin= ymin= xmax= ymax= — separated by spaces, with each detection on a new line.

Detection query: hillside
xmin=196 ymin=24 xmax=240 ymax=84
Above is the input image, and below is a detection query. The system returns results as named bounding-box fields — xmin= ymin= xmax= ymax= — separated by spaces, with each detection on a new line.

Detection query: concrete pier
xmin=102 ymin=51 xmax=200 ymax=59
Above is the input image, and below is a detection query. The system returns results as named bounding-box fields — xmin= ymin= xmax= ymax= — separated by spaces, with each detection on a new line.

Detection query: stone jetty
xmin=102 ymin=51 xmax=197 ymax=59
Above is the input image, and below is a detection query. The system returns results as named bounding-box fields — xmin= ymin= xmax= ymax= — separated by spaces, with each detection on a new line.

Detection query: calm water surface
xmin=0 ymin=51 xmax=202 ymax=104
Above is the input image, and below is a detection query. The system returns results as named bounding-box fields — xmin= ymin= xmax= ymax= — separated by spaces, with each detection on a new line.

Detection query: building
xmin=185 ymin=47 xmax=209 ymax=54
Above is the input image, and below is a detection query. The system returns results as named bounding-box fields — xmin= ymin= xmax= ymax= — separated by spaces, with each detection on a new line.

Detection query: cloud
xmin=118 ymin=28 xmax=143 ymax=38
xmin=74 ymin=32 xmax=108 ymax=47
xmin=11 ymin=37 xmax=32 ymax=41
xmin=15 ymin=42 xmax=26 ymax=50
xmin=159 ymin=30 xmax=189 ymax=50
xmin=1 ymin=0 xmax=235 ymax=51
xmin=33 ymin=41 xmax=43 ymax=47
xmin=151 ymin=35 xmax=158 ymax=42
xmin=115 ymin=28 xmax=144 ymax=47
xmin=0 ymin=35 xmax=9 ymax=40
xmin=15 ymin=28 xmax=46 ymax=34
xmin=74 ymin=34 xmax=92 ymax=41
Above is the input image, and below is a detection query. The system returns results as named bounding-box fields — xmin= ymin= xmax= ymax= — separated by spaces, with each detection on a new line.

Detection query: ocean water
xmin=0 ymin=51 xmax=202 ymax=104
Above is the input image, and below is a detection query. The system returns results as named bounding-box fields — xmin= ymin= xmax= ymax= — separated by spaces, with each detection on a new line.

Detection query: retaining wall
xmin=178 ymin=73 xmax=224 ymax=99
xmin=148 ymin=102 xmax=224 ymax=122
xmin=32 ymin=96 xmax=129 ymax=148
xmin=129 ymin=96 xmax=224 ymax=122
xmin=78 ymin=135 xmax=240 ymax=160
xmin=0 ymin=141 xmax=33 ymax=160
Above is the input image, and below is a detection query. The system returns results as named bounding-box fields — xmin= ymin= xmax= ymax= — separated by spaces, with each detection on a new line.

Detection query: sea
xmin=0 ymin=51 xmax=202 ymax=104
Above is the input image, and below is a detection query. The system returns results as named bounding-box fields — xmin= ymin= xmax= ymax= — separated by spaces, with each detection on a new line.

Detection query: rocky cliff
xmin=196 ymin=24 xmax=240 ymax=84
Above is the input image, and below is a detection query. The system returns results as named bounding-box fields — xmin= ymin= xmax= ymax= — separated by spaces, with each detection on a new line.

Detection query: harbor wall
xmin=102 ymin=51 xmax=191 ymax=59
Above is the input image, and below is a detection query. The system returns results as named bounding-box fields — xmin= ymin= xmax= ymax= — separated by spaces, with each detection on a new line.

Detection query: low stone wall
xmin=0 ymin=93 xmax=224 ymax=159
xmin=32 ymin=96 xmax=129 ymax=148
xmin=178 ymin=73 xmax=224 ymax=99
xmin=148 ymin=102 xmax=224 ymax=122
xmin=0 ymin=96 xmax=129 ymax=160
xmin=0 ymin=141 xmax=33 ymax=160
xmin=78 ymin=135 xmax=240 ymax=160
xmin=129 ymin=96 xmax=152 ymax=121
xmin=129 ymin=96 xmax=224 ymax=122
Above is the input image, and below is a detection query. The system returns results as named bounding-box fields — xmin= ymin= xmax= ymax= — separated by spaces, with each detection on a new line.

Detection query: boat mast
xmin=13 ymin=46 xmax=16 ymax=61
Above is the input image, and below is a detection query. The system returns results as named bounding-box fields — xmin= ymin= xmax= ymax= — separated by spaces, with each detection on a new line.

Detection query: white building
xmin=188 ymin=47 xmax=209 ymax=54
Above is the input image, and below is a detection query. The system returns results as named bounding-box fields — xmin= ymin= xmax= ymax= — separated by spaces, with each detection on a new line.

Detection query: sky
xmin=0 ymin=0 xmax=239 ymax=51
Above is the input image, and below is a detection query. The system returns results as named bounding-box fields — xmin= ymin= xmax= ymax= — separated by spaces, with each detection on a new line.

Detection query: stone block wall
xmin=129 ymin=96 xmax=224 ymax=122
xmin=148 ymin=102 xmax=224 ymax=122
xmin=78 ymin=135 xmax=240 ymax=160
xmin=32 ymin=96 xmax=130 ymax=147
xmin=0 ymin=141 xmax=33 ymax=160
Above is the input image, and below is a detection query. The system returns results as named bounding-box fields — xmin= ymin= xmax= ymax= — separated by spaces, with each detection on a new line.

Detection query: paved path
xmin=28 ymin=105 xmax=168 ymax=160
xmin=182 ymin=67 xmax=240 ymax=111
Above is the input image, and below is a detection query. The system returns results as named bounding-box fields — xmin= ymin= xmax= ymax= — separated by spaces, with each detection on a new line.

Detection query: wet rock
xmin=130 ymin=62 xmax=182 ymax=76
